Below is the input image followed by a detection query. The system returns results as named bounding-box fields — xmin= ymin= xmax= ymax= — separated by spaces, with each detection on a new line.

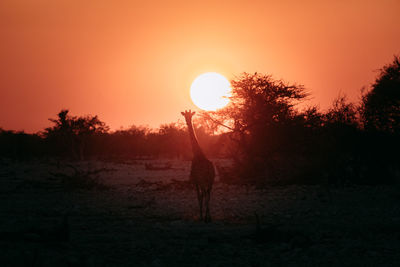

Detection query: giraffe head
xmin=181 ymin=110 xmax=196 ymax=124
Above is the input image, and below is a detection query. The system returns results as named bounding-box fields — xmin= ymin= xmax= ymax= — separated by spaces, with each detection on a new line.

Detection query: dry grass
xmin=0 ymin=158 xmax=399 ymax=266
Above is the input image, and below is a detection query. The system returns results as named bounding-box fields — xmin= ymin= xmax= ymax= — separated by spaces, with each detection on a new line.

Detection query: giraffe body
xmin=181 ymin=110 xmax=215 ymax=222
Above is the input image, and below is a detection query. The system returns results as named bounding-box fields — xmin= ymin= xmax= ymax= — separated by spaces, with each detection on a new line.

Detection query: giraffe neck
xmin=186 ymin=119 xmax=206 ymax=159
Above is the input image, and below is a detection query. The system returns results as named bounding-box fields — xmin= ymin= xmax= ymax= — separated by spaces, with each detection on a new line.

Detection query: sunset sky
xmin=1 ymin=0 xmax=399 ymax=132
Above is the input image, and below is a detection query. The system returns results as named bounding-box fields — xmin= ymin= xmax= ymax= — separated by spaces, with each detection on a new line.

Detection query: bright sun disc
xmin=190 ymin=72 xmax=231 ymax=111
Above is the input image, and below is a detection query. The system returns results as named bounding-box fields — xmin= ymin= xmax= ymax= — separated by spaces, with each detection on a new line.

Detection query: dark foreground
xmin=0 ymin=159 xmax=399 ymax=266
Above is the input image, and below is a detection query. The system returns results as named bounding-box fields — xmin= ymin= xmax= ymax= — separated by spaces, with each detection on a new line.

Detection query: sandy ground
xmin=0 ymin=158 xmax=399 ymax=266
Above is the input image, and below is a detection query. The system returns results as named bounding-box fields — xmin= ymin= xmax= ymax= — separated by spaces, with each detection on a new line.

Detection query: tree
xmin=44 ymin=109 xmax=109 ymax=160
xmin=358 ymin=56 xmax=400 ymax=183
xmin=361 ymin=55 xmax=400 ymax=133
xmin=325 ymin=95 xmax=358 ymax=127
xmin=0 ymin=129 xmax=44 ymax=160
xmin=108 ymin=125 xmax=150 ymax=158
xmin=202 ymin=72 xmax=309 ymax=183
xmin=157 ymin=122 xmax=189 ymax=158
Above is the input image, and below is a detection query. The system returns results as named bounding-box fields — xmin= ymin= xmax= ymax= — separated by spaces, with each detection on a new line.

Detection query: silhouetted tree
xmin=325 ymin=95 xmax=359 ymax=127
xmin=202 ymin=72 xmax=310 ymax=184
xmin=361 ymin=55 xmax=400 ymax=133
xmin=314 ymin=96 xmax=364 ymax=185
xmin=357 ymin=56 xmax=400 ymax=183
xmin=106 ymin=125 xmax=150 ymax=158
xmin=44 ymin=109 xmax=109 ymax=160
xmin=156 ymin=123 xmax=188 ymax=158
xmin=0 ymin=129 xmax=44 ymax=160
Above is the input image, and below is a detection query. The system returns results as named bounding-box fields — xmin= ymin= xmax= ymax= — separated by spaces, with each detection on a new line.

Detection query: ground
xmin=0 ymin=158 xmax=399 ymax=266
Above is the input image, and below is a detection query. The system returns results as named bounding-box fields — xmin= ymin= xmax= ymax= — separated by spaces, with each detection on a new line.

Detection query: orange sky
xmin=1 ymin=0 xmax=399 ymax=132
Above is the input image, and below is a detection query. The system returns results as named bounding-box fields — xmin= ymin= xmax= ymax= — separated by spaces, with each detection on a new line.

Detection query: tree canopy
xmin=44 ymin=109 xmax=109 ymax=159
xmin=362 ymin=55 xmax=400 ymax=133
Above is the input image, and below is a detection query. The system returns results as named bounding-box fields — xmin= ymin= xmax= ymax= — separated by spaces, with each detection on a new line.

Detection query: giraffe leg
xmin=195 ymin=184 xmax=203 ymax=221
xmin=202 ymin=189 xmax=208 ymax=223
xmin=204 ymin=188 xmax=212 ymax=223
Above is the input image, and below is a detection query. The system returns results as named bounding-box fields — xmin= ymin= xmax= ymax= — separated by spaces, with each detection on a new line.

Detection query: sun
xmin=190 ymin=72 xmax=231 ymax=111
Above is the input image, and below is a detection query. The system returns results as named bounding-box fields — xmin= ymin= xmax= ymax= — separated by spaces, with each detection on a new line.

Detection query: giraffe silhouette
xmin=181 ymin=110 xmax=215 ymax=222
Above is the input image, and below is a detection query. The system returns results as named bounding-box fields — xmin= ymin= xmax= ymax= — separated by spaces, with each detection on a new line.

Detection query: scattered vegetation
xmin=1 ymin=56 xmax=399 ymax=186
xmin=49 ymin=163 xmax=114 ymax=190
xmin=204 ymin=56 xmax=400 ymax=186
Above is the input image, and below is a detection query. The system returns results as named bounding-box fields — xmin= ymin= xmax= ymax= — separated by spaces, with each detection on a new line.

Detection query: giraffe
xmin=181 ymin=110 xmax=215 ymax=223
